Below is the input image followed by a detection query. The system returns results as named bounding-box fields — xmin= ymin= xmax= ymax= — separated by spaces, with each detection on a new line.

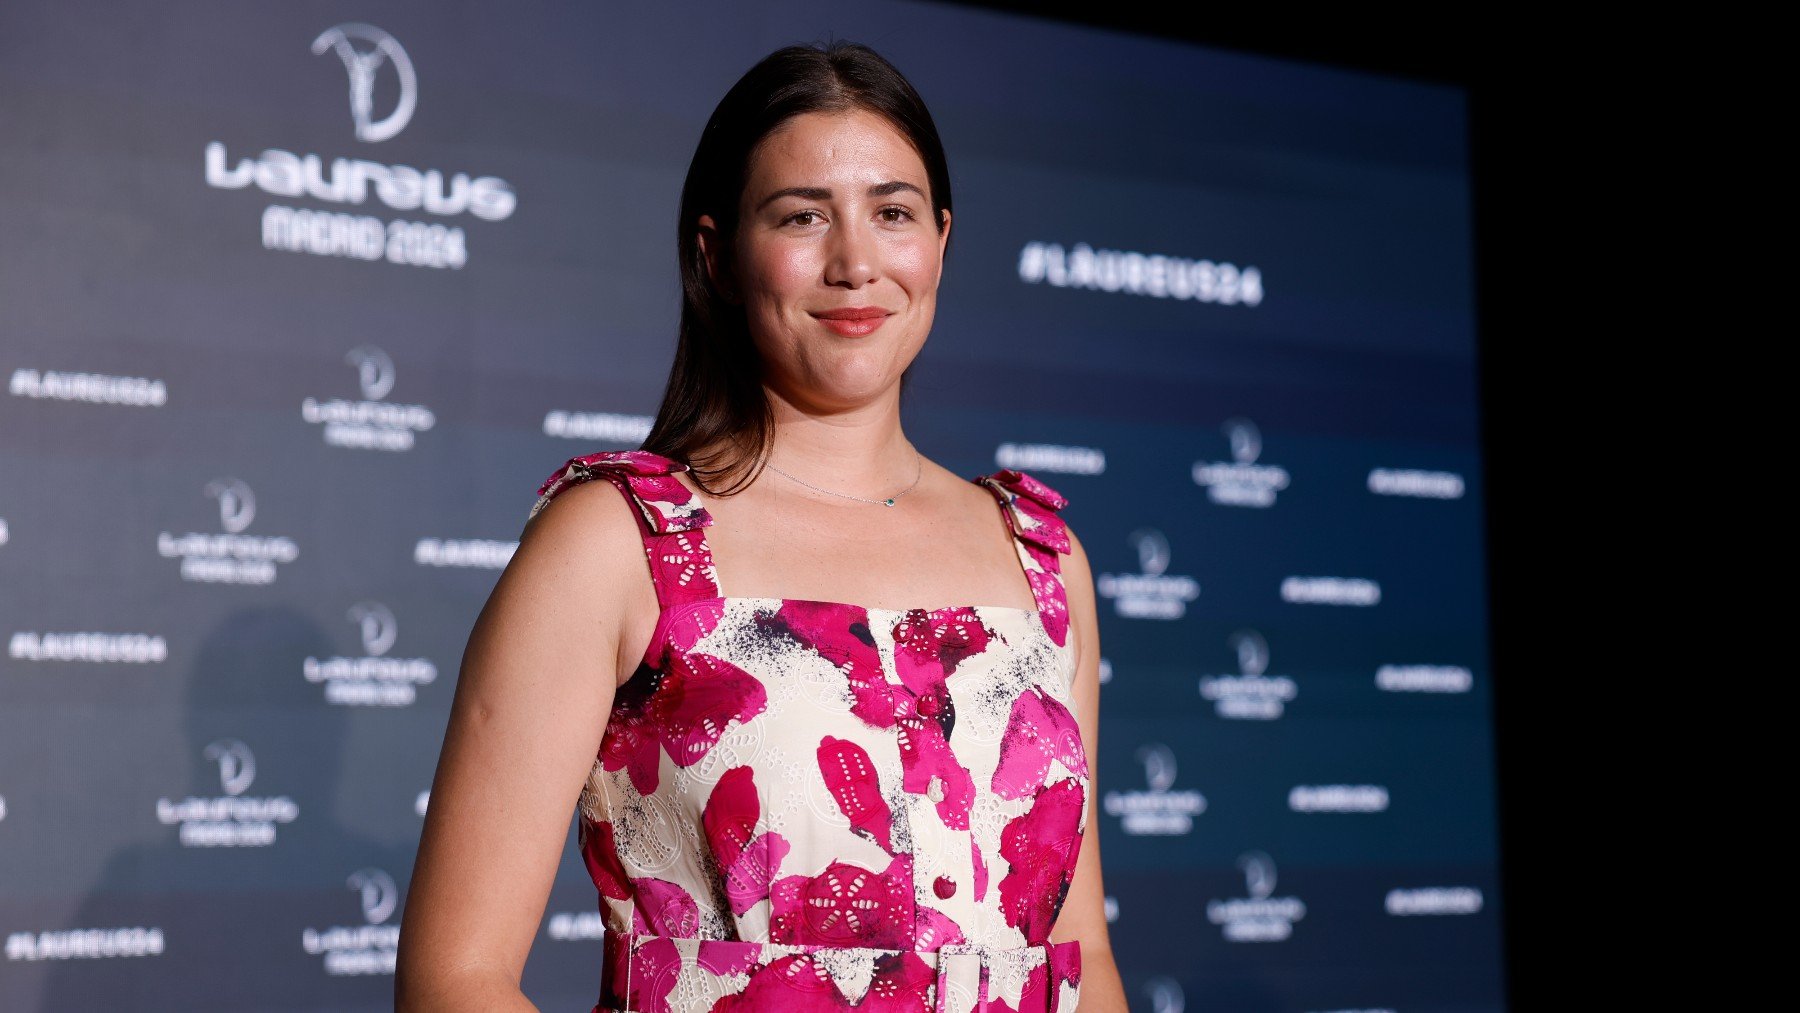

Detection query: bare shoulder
xmin=484 ymin=473 xmax=654 ymax=672
xmin=514 ymin=472 xmax=645 ymax=587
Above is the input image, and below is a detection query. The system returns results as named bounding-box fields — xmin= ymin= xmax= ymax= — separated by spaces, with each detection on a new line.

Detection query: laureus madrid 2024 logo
xmin=204 ymin=21 xmax=516 ymax=269
xmin=311 ymin=23 xmax=416 ymax=143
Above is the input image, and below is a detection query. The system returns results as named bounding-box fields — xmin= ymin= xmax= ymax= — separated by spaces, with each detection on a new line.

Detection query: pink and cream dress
xmin=528 ymin=450 xmax=1088 ymax=1013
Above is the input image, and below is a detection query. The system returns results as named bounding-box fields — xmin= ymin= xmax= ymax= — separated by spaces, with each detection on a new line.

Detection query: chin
xmin=811 ymin=366 xmax=900 ymax=403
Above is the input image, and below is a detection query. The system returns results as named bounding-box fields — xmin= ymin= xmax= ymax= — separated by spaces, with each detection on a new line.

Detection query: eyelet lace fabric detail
xmin=532 ymin=450 xmax=1085 ymax=1013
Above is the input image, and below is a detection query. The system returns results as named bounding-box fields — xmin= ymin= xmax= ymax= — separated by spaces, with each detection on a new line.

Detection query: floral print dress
xmin=528 ymin=450 xmax=1088 ymax=1013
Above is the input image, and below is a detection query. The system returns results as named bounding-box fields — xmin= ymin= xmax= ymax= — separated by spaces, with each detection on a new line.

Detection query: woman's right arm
xmin=395 ymin=479 xmax=646 ymax=1010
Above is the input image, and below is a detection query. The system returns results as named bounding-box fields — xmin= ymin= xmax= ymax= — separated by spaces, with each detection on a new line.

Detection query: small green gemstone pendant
xmin=883 ymin=497 xmax=896 ymax=506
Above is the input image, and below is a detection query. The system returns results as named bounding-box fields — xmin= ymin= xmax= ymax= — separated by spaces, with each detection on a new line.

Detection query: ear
xmin=935 ymin=207 xmax=952 ymax=282
xmin=696 ymin=213 xmax=740 ymax=305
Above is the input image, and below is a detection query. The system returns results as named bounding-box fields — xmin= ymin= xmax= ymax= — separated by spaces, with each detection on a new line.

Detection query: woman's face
xmin=702 ymin=107 xmax=951 ymax=412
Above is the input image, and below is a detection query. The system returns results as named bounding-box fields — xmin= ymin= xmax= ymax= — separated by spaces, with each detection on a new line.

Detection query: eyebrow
xmin=755 ymin=180 xmax=925 ymax=212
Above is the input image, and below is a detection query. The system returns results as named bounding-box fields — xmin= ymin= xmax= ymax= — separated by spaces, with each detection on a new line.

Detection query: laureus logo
xmin=1191 ymin=416 xmax=1290 ymax=508
xmin=349 ymin=868 xmax=399 ymax=924
xmin=155 ymin=738 xmax=299 ymax=848
xmin=312 ymin=24 xmax=417 ymax=143
xmin=158 ymin=478 xmax=298 ymax=585
xmin=1095 ymin=527 xmax=1200 ymax=620
xmin=1143 ymin=977 xmax=1184 ymax=1013
xmin=1241 ymin=850 xmax=1276 ymax=899
xmin=205 ymin=738 xmax=256 ymax=796
xmin=1133 ymin=528 xmax=1170 ymax=576
xmin=300 ymin=346 xmax=436 ymax=452
xmin=1199 ymin=630 xmax=1296 ymax=721
xmin=304 ymin=601 xmax=438 ymax=707
xmin=1234 ymin=628 xmax=1267 ymax=675
xmin=1102 ymin=743 xmax=1205 ymax=836
xmin=351 ymin=601 xmax=397 ymax=657
xmin=347 ymin=346 xmax=395 ymax=400
xmin=303 ymin=868 xmax=402 ymax=975
xmin=1141 ymin=743 xmax=1176 ymax=793
xmin=1206 ymin=850 xmax=1306 ymax=942
xmin=206 ymin=478 xmax=255 ymax=534
xmin=205 ymin=22 xmax=513 ymax=271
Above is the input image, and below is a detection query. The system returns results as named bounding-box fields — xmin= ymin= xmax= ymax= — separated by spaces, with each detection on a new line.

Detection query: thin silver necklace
xmin=763 ymin=448 xmax=923 ymax=507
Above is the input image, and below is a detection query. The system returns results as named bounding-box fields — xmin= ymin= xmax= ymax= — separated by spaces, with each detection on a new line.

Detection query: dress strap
xmin=530 ymin=450 xmax=720 ymax=612
xmin=971 ymin=469 xmax=1072 ymax=647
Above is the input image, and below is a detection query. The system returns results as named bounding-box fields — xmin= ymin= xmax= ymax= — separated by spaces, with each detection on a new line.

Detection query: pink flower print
xmin=649 ymin=527 xmax=716 ymax=603
xmin=631 ymin=877 xmax=701 ymax=937
xmin=630 ymin=471 xmax=700 ymax=511
xmin=859 ymin=951 xmax=936 ymax=1012
xmin=891 ymin=607 xmax=992 ymax=698
xmin=710 ymin=956 xmax=843 ymax=1012
xmin=1023 ymin=556 xmax=1069 ymax=647
xmin=768 ymin=601 xmax=894 ymax=729
xmin=696 ymin=939 xmax=762 ymax=978
xmin=600 ymin=650 xmax=767 ymax=795
xmin=653 ymin=651 xmax=768 ymax=768
xmin=703 ymin=766 xmax=759 ymax=871
xmin=580 ymin=818 xmax=632 ymax=901
xmin=995 ymin=476 xmax=1071 ymax=553
xmin=661 ymin=596 xmax=726 ymax=655
xmin=989 ymin=959 xmax=1050 ymax=1013
xmin=895 ymin=691 xmax=975 ymax=830
xmin=997 ymin=778 xmax=1086 ymax=942
xmin=712 ymin=952 xmax=936 ymax=1013
xmin=702 ymin=766 xmax=791 ymax=915
xmin=534 ymin=451 xmax=716 ymax=534
xmin=539 ymin=450 xmax=678 ymax=493
xmin=726 ymin=830 xmax=789 ymax=917
xmin=607 ymin=932 xmax=681 ymax=1013
xmin=599 ymin=685 xmax=662 ymax=796
xmin=818 ymin=736 xmax=894 ymax=852
xmin=991 ymin=687 xmax=1089 ymax=801
xmin=912 ymin=904 xmax=967 ymax=951
xmin=991 ymin=943 xmax=1080 ymax=1013
xmin=991 ymin=469 xmax=1069 ymax=513
xmin=770 ymin=854 xmax=913 ymax=949
xmin=971 ymin=838 xmax=989 ymax=902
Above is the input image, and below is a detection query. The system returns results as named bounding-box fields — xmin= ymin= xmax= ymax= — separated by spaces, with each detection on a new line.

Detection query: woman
xmin=397 ymin=41 xmax=1125 ymax=1012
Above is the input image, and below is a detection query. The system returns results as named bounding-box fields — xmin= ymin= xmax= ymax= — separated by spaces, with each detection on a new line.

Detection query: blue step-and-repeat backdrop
xmin=0 ymin=1 xmax=1499 ymax=1010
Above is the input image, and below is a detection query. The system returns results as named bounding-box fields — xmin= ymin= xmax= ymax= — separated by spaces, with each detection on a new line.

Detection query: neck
xmin=759 ymin=383 xmax=915 ymax=493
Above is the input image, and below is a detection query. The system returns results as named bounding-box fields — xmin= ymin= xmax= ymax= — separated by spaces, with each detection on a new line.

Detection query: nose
xmin=823 ymin=216 xmax=877 ymax=289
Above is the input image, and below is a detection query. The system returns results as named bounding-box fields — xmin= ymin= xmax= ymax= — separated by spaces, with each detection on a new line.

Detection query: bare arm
xmin=395 ymin=480 xmax=645 ymax=1010
xmin=1049 ymin=526 xmax=1129 ymax=1012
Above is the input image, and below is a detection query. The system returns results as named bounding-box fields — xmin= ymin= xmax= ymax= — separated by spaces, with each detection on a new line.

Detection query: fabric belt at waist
xmin=595 ymin=929 xmax=1082 ymax=1013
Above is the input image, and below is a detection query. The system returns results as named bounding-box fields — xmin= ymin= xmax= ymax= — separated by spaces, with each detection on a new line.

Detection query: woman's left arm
xmin=1049 ymin=526 xmax=1129 ymax=1012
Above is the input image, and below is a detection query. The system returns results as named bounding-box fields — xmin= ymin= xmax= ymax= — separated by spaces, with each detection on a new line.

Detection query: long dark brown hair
xmin=640 ymin=40 xmax=954 ymax=495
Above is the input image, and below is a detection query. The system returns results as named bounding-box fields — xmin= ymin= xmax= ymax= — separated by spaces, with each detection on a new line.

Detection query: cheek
xmin=740 ymin=238 xmax=817 ymax=306
xmin=886 ymin=236 xmax=942 ymax=293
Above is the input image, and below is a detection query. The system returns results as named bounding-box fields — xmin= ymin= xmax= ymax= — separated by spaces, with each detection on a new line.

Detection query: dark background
xmin=1012 ymin=11 xmax=1641 ymax=1006
xmin=0 ymin=0 xmax=1620 ymax=1007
